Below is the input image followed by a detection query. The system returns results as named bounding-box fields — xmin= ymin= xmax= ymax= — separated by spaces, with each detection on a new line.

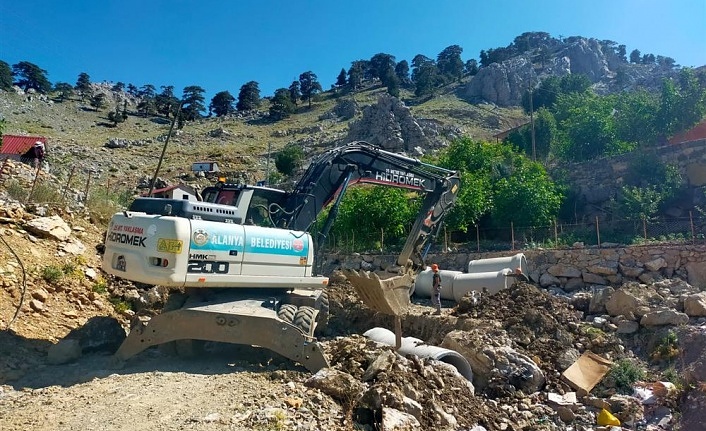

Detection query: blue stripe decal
xmin=190 ymin=224 xmax=309 ymax=256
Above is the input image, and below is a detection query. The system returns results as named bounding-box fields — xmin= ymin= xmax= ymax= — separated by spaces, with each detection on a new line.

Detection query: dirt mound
xmin=454 ymin=282 xmax=625 ymax=391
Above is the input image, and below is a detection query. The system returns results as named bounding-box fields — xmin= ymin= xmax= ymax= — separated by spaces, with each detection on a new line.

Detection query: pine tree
xmin=210 ymin=91 xmax=235 ymax=117
xmin=270 ymin=88 xmax=295 ymax=120
xmin=288 ymin=81 xmax=301 ymax=105
xmin=236 ymin=81 xmax=260 ymax=111
xmin=181 ymin=85 xmax=206 ymax=121
xmin=336 ymin=68 xmax=347 ymax=87
xmin=0 ymin=60 xmax=13 ymax=90
xmin=12 ymin=61 xmax=51 ymax=93
xmin=75 ymin=72 xmax=91 ymax=100
xmin=299 ymin=71 xmax=322 ymax=108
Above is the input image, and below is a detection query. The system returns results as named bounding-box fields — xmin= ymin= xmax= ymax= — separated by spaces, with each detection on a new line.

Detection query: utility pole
xmin=529 ymin=79 xmax=536 ymax=161
xmin=265 ymin=142 xmax=272 ymax=185
xmin=149 ymin=102 xmax=183 ymax=197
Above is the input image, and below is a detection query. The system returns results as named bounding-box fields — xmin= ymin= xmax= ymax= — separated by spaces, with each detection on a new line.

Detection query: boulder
xmin=685 ymin=261 xmax=706 ymax=289
xmin=547 ymin=264 xmax=582 ymax=278
xmin=305 ymin=369 xmax=366 ymax=402
xmin=589 ymin=286 xmax=615 ymax=314
xmin=605 ymin=289 xmax=643 ymax=317
xmin=684 ymin=292 xmax=706 ymax=317
xmin=381 ymin=407 xmax=421 ymax=431
xmin=640 ymin=310 xmax=689 ymax=326
xmin=24 ymin=215 xmax=72 ymax=241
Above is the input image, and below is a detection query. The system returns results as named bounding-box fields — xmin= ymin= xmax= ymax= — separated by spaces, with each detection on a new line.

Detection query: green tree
xmin=181 ymin=85 xmax=206 ymax=121
xmin=269 ymin=88 xmax=295 ymax=120
xmin=0 ymin=60 xmax=13 ymax=90
xmin=436 ymin=137 xmax=563 ymax=231
xmin=335 ymin=68 xmax=347 ymax=87
xmin=616 ymin=154 xmax=683 ymax=221
xmin=274 ymin=144 xmax=303 ymax=175
xmin=107 ymin=102 xmax=126 ymax=126
xmin=299 ymin=71 xmax=322 ymax=108
xmin=111 ymin=82 xmax=125 ymax=92
xmin=436 ymin=139 xmax=499 ymax=230
xmin=369 ymin=53 xmax=396 ymax=81
xmin=383 ymin=68 xmax=400 ymax=97
xmin=413 ymin=61 xmax=441 ymax=97
xmin=156 ymin=85 xmax=179 ymax=118
xmin=614 ymin=90 xmax=658 ymax=146
xmin=209 ymin=90 xmax=235 ymax=117
xmin=12 ymin=61 xmax=51 ymax=93
xmin=75 ymin=72 xmax=91 ymax=100
xmin=236 ymin=81 xmax=260 ymax=111
xmin=436 ymin=45 xmax=464 ymax=82
xmin=288 ymin=81 xmax=301 ymax=105
xmin=491 ymin=157 xmax=564 ymax=227
xmin=53 ymin=82 xmax=74 ymax=101
xmin=395 ymin=60 xmax=411 ymax=86
xmin=505 ymin=108 xmax=557 ymax=160
xmin=347 ymin=61 xmax=367 ymax=90
xmin=464 ymin=59 xmax=478 ymax=76
xmin=553 ymin=92 xmax=631 ymax=160
xmin=629 ymin=49 xmax=641 ymax=64
xmin=90 ymin=93 xmax=107 ymax=111
xmin=137 ymin=84 xmax=157 ymax=116
xmin=330 ymin=186 xmax=420 ymax=249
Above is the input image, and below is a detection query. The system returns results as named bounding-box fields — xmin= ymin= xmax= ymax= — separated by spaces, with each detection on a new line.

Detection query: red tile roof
xmin=0 ymin=135 xmax=47 ymax=155
xmin=669 ymin=119 xmax=706 ymax=145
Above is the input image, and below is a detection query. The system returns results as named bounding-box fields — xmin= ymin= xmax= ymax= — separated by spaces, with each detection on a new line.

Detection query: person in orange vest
xmin=431 ymin=263 xmax=442 ymax=315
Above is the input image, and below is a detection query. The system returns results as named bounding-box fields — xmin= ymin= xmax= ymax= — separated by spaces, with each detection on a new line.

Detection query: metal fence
xmin=322 ymin=214 xmax=706 ymax=255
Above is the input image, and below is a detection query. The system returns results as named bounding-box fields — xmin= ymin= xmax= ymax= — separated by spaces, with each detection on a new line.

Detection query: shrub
xmin=41 ymin=265 xmax=63 ymax=283
xmin=607 ymin=359 xmax=646 ymax=394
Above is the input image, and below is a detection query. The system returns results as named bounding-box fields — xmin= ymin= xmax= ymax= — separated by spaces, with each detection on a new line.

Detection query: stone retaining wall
xmin=325 ymin=244 xmax=706 ymax=290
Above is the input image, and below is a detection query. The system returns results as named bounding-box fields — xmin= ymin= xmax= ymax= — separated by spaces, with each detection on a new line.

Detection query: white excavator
xmin=101 ymin=141 xmax=460 ymax=371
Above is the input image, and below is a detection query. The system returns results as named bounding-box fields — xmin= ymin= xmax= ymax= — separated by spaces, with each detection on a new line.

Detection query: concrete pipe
xmin=363 ymin=327 xmax=473 ymax=381
xmin=414 ymin=267 xmax=513 ymax=301
xmin=467 ymin=253 xmax=527 ymax=276
xmin=414 ymin=268 xmax=461 ymax=300
xmin=451 ymin=268 xmax=513 ymax=301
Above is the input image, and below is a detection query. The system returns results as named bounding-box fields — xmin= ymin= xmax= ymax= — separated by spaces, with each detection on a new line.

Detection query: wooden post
xmin=444 ymin=226 xmax=448 ymax=252
xmin=62 ymin=166 xmax=76 ymax=201
xmin=476 ymin=224 xmax=480 ymax=252
xmin=26 ymin=163 xmax=42 ymax=204
xmin=511 ymin=221 xmax=515 ymax=251
xmin=595 ymin=216 xmax=601 ymax=247
xmin=554 ymin=219 xmax=558 ymax=246
xmin=381 ymin=228 xmax=384 ymax=251
xmin=642 ymin=218 xmax=648 ymax=241
xmin=394 ymin=315 xmax=402 ymax=350
xmin=690 ymin=211 xmax=695 ymax=244
xmin=106 ymin=179 xmax=110 ymax=195
xmin=84 ymin=171 xmax=92 ymax=202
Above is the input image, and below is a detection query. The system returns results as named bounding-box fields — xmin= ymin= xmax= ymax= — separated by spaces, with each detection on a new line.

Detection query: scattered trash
xmin=633 ymin=381 xmax=677 ymax=404
xmin=561 ymin=351 xmax=613 ymax=394
xmin=547 ymin=391 xmax=578 ymax=407
xmin=597 ymin=408 xmax=621 ymax=426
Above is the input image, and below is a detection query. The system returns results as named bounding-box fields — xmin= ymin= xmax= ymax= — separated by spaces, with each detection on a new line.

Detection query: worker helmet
xmin=431 ymin=263 xmax=439 ymax=272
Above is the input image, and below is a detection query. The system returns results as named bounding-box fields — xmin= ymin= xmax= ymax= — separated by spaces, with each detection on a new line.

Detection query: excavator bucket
xmin=343 ymin=269 xmax=413 ymax=316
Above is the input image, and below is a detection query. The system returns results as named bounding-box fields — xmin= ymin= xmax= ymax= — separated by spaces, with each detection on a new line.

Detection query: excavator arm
xmin=277 ymin=141 xmax=460 ymax=270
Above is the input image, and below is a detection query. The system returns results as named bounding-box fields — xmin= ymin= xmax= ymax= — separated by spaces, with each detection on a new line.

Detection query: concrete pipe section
xmin=414 ymin=268 xmax=513 ymax=301
xmin=363 ymin=327 xmax=473 ymax=381
xmin=467 ymin=253 xmax=527 ymax=278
